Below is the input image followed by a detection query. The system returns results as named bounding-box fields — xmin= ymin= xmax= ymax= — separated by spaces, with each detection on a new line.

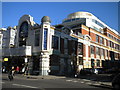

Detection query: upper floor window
xmin=101 ymin=49 xmax=104 ymax=56
xmin=96 ymin=35 xmax=99 ymax=43
xmin=78 ymin=43 xmax=83 ymax=55
xmin=19 ymin=21 xmax=28 ymax=46
xmin=44 ymin=28 xmax=48 ymax=50
xmin=100 ymin=36 xmax=103 ymax=44
xmin=34 ymin=30 xmax=40 ymax=46
xmin=91 ymin=45 xmax=94 ymax=54
xmin=52 ymin=36 xmax=59 ymax=50
xmin=96 ymin=47 xmax=100 ymax=55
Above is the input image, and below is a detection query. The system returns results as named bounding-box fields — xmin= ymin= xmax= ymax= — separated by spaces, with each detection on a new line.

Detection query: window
xmin=44 ymin=28 xmax=48 ymax=50
xmin=96 ymin=60 xmax=100 ymax=67
xmin=19 ymin=21 xmax=28 ymax=46
xmin=91 ymin=59 xmax=94 ymax=68
xmin=79 ymin=57 xmax=83 ymax=65
xmin=52 ymin=36 xmax=59 ymax=50
xmin=96 ymin=35 xmax=99 ymax=43
xmin=104 ymin=39 xmax=106 ymax=46
xmin=96 ymin=47 xmax=99 ymax=55
xmin=101 ymin=49 xmax=104 ymax=56
xmin=78 ymin=43 xmax=83 ymax=55
xmin=34 ymin=30 xmax=40 ymax=46
xmin=92 ymin=19 xmax=104 ymax=28
xmin=64 ymin=38 xmax=68 ymax=49
xmin=60 ymin=38 xmax=64 ymax=54
xmin=100 ymin=36 xmax=103 ymax=44
xmin=91 ymin=45 xmax=94 ymax=54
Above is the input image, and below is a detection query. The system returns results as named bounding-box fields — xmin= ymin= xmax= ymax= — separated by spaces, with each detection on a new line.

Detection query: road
xmin=2 ymin=74 xmax=112 ymax=90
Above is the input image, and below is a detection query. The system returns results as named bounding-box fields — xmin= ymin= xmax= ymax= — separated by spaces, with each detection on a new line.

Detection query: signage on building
xmin=10 ymin=29 xmax=16 ymax=45
xmin=25 ymin=46 xmax=31 ymax=56
xmin=25 ymin=58 xmax=28 ymax=63
xmin=4 ymin=58 xmax=8 ymax=61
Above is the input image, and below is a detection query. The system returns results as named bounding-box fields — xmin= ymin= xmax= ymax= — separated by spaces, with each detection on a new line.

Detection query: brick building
xmin=2 ymin=11 xmax=120 ymax=76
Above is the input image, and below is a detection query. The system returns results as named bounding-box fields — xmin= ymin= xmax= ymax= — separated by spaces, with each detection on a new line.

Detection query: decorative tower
xmin=39 ymin=16 xmax=51 ymax=76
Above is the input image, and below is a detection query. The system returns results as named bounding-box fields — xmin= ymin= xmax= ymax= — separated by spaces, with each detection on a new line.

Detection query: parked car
xmin=112 ymin=73 xmax=120 ymax=90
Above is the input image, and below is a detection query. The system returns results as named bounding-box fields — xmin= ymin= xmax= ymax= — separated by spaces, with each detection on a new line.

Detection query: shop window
xmin=91 ymin=59 xmax=94 ymax=68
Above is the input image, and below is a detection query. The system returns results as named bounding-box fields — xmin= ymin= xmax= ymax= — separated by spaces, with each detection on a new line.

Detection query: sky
xmin=2 ymin=2 xmax=119 ymax=32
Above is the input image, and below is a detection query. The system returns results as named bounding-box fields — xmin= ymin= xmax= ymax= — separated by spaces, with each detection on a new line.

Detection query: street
xmin=2 ymin=73 xmax=112 ymax=90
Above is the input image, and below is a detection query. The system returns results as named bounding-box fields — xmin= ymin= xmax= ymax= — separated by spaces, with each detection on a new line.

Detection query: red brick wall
xmin=94 ymin=46 xmax=96 ymax=58
xmin=82 ymin=29 xmax=89 ymax=35
xmin=88 ymin=46 xmax=90 ymax=57
xmin=90 ymin=32 xmax=96 ymax=42
xmin=83 ymin=44 xmax=86 ymax=57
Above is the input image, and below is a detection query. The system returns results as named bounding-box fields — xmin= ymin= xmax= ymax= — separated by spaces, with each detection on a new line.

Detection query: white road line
xmin=0 ymin=82 xmax=5 ymax=84
xmin=93 ymin=83 xmax=101 ymax=86
xmin=82 ymin=79 xmax=91 ymax=81
xmin=73 ymin=81 xmax=78 ymax=83
xmin=86 ymin=82 xmax=92 ymax=85
xmin=66 ymin=80 xmax=73 ymax=82
xmin=80 ymin=82 xmax=85 ymax=83
xmin=12 ymin=84 xmax=39 ymax=89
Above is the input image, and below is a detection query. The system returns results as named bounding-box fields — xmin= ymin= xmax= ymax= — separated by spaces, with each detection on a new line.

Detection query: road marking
xmin=82 ymin=79 xmax=91 ymax=81
xmin=80 ymin=82 xmax=85 ymax=83
xmin=93 ymin=83 xmax=101 ymax=86
xmin=86 ymin=82 xmax=92 ymax=85
xmin=73 ymin=81 xmax=78 ymax=83
xmin=0 ymin=82 xmax=5 ymax=84
xmin=66 ymin=80 xmax=72 ymax=82
xmin=12 ymin=84 xmax=39 ymax=89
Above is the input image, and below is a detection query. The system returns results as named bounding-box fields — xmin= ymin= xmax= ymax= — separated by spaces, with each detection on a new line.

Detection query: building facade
xmin=2 ymin=12 xmax=120 ymax=76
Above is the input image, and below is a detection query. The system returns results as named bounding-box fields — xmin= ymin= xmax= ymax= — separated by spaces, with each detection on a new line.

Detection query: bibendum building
xmin=1 ymin=11 xmax=120 ymax=76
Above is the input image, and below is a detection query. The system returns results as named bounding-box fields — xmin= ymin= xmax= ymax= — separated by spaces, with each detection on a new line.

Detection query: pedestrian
xmin=15 ymin=66 xmax=20 ymax=74
xmin=8 ymin=66 xmax=15 ymax=81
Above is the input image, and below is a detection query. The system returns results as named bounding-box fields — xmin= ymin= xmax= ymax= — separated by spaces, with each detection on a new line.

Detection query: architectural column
xmin=39 ymin=51 xmax=50 ymax=75
xmin=83 ymin=35 xmax=91 ymax=68
xmin=59 ymin=58 xmax=65 ymax=75
xmin=27 ymin=57 xmax=33 ymax=75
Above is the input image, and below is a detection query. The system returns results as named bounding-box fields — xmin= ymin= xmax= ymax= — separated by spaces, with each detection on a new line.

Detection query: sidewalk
xmin=15 ymin=74 xmax=66 ymax=80
xmin=78 ymin=74 xmax=112 ymax=87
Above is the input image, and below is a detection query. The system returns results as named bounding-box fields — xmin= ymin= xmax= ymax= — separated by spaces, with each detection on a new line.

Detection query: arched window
xmin=19 ymin=21 xmax=28 ymax=46
xmin=19 ymin=21 xmax=28 ymax=38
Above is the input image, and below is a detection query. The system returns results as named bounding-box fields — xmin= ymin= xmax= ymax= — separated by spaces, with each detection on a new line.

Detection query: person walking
xmin=15 ymin=66 xmax=20 ymax=74
xmin=8 ymin=66 xmax=15 ymax=81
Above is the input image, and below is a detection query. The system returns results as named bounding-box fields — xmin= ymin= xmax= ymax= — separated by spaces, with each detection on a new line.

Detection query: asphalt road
xmin=1 ymin=74 xmax=113 ymax=90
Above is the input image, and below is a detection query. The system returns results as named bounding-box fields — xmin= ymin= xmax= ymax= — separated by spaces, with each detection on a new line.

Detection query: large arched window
xmin=19 ymin=21 xmax=28 ymax=37
xmin=19 ymin=21 xmax=28 ymax=46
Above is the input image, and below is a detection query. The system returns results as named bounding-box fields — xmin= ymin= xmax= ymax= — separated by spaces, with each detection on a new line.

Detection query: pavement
xmin=78 ymin=74 xmax=112 ymax=86
xmin=14 ymin=74 xmax=66 ymax=80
